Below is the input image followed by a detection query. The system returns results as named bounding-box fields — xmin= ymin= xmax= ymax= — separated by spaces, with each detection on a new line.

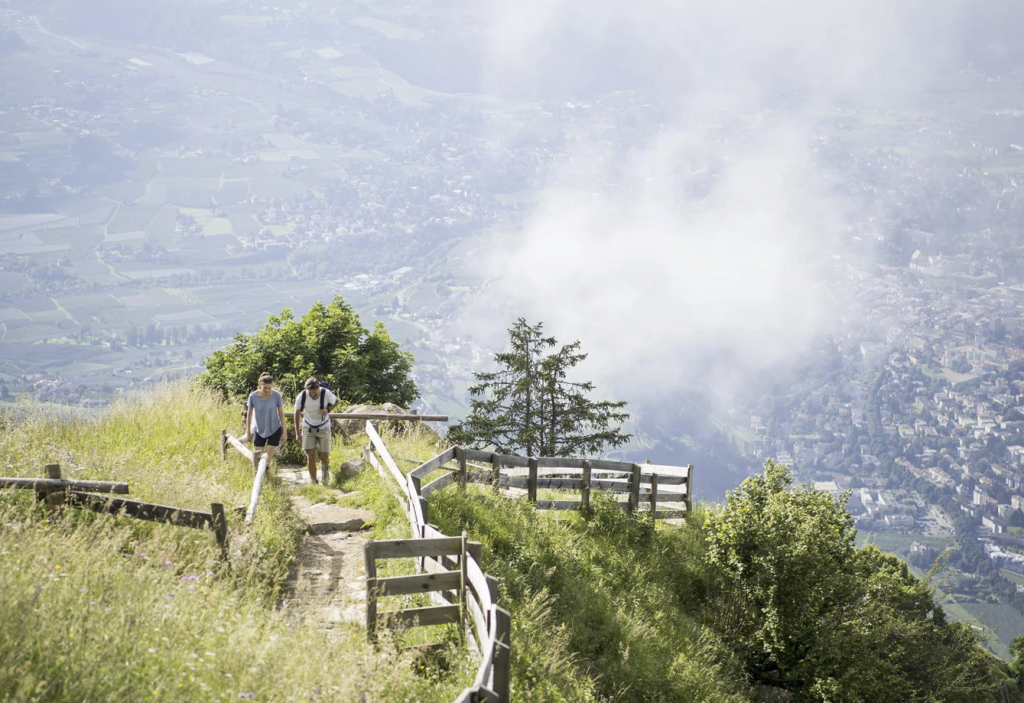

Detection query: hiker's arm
xmin=293 ymin=407 xmax=303 ymax=442
xmin=278 ymin=402 xmax=288 ymax=443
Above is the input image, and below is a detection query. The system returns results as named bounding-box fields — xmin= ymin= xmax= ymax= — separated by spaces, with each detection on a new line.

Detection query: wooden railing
xmin=364 ymin=423 xmax=511 ymax=703
xmin=222 ymin=431 xmax=268 ymax=524
xmin=456 ymin=449 xmax=693 ymax=519
xmin=0 ymin=463 xmax=228 ymax=550
xmin=363 ymin=428 xmax=696 ymax=703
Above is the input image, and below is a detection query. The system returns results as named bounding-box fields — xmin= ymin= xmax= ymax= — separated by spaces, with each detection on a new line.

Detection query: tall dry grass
xmin=0 ymin=383 xmax=471 ymax=702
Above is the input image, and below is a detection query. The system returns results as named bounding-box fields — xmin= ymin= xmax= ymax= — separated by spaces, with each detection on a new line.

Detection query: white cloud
xmin=471 ymin=0 xmax=972 ymax=402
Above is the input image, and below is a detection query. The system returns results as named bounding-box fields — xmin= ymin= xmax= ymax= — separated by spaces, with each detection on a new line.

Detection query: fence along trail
xmin=362 ymin=422 xmax=694 ymax=703
xmin=0 ymin=462 xmax=229 ymax=550
xmin=224 ymin=414 xmax=692 ymax=703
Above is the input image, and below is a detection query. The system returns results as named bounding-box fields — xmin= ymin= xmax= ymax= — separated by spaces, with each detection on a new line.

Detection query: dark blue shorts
xmin=254 ymin=427 xmax=283 ymax=447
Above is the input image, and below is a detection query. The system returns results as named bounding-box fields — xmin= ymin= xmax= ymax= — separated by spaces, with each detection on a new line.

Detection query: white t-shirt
xmin=295 ymin=388 xmax=337 ymax=428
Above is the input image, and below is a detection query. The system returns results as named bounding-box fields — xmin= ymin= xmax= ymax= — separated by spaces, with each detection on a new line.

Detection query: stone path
xmin=276 ymin=465 xmax=372 ymax=636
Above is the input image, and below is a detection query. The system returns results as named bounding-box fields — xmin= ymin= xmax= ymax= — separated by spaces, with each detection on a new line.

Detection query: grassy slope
xmin=4 ymin=388 xmax=1020 ymax=702
xmin=426 ymin=487 xmax=749 ymax=703
xmin=0 ymin=384 xmax=465 ymax=703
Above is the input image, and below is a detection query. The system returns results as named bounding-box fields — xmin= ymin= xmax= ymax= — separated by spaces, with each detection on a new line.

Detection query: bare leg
xmin=305 ymin=448 xmax=318 ymax=483
xmin=319 ymin=451 xmax=330 ymax=485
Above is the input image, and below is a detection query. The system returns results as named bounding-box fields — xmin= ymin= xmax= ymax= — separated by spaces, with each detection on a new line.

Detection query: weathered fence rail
xmin=245 ymin=453 xmax=270 ymax=524
xmin=0 ymin=463 xmax=228 ymax=549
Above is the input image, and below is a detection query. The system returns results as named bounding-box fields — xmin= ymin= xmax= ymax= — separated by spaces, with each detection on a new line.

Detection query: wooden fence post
xmin=686 ymin=464 xmax=694 ymax=514
xmin=490 ymin=453 xmax=500 ymax=493
xmin=459 ymin=531 xmax=468 ymax=645
xmin=43 ymin=463 xmax=65 ymax=510
xmin=211 ymin=503 xmax=228 ymax=552
xmin=650 ymin=474 xmax=658 ymax=518
xmin=581 ymin=460 xmax=591 ymax=514
xmin=364 ymin=540 xmax=378 ymax=643
xmin=486 ymin=574 xmax=500 ymax=607
xmin=409 ymin=474 xmax=428 ymax=525
xmin=527 ymin=458 xmax=538 ymax=503
xmin=220 ymin=430 xmax=227 ymax=461
xmin=629 ymin=464 xmax=641 ymax=514
xmin=456 ymin=446 xmax=467 ymax=491
xmin=493 ymin=606 xmax=512 ymax=701
xmin=467 ymin=541 xmax=483 ymax=568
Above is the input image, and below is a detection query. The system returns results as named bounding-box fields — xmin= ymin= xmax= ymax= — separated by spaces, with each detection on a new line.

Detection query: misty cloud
xmin=473 ymin=0 xmax=976 ymax=402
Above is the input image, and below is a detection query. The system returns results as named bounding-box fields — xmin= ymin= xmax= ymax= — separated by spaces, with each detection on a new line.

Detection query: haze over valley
xmin=8 ymin=0 xmax=1024 ymax=656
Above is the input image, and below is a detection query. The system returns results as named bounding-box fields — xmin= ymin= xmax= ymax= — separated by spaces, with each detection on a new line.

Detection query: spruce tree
xmin=449 ymin=318 xmax=631 ymax=457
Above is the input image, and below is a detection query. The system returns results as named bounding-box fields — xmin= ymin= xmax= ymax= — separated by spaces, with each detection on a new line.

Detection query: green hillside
xmin=0 ymin=384 xmax=458 ymax=702
xmin=0 ymin=385 xmax=1020 ymax=702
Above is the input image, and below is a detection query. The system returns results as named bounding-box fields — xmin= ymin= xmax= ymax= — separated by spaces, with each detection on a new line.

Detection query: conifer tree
xmin=448 ymin=318 xmax=630 ymax=457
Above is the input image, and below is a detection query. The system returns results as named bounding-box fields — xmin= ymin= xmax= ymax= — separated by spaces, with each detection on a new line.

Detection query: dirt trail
xmin=275 ymin=465 xmax=372 ymax=636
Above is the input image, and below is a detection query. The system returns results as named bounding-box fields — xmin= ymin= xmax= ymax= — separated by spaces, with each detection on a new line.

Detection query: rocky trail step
xmin=275 ymin=465 xmax=372 ymax=636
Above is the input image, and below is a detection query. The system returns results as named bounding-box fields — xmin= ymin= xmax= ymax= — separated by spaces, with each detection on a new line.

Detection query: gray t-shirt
xmin=247 ymin=390 xmax=283 ymax=437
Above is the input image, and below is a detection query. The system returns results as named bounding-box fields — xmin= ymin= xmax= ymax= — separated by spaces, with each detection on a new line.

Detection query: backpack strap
xmin=320 ymin=390 xmax=325 ymax=411
xmin=299 ymin=390 xmax=307 ymax=411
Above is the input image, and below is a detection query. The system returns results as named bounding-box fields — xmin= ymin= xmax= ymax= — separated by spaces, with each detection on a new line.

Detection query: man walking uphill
xmin=294 ymin=377 xmax=337 ymax=485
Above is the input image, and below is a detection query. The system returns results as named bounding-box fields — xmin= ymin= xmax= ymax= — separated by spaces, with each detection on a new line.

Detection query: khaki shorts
xmin=301 ymin=425 xmax=332 ymax=453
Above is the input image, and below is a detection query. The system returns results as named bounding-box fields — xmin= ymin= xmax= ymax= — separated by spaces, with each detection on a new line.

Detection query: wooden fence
xmin=222 ymin=414 xmax=691 ymax=702
xmin=433 ymin=449 xmax=692 ymax=519
xmin=363 ymin=428 xmax=695 ymax=703
xmin=364 ymin=423 xmax=511 ymax=703
xmin=0 ymin=463 xmax=228 ymax=549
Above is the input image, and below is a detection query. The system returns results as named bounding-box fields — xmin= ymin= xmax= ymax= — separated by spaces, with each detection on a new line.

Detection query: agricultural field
xmin=856 ymin=530 xmax=957 ymax=557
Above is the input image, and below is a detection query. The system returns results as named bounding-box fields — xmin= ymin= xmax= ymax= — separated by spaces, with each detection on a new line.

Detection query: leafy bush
xmin=198 ymin=296 xmax=417 ymax=407
xmin=705 ymin=460 xmax=994 ymax=702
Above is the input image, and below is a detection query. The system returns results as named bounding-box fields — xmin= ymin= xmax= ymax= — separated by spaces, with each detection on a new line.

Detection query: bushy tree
xmin=705 ymin=460 xmax=993 ymax=702
xmin=198 ymin=297 xmax=417 ymax=406
xmin=1010 ymin=635 xmax=1024 ymax=688
xmin=448 ymin=318 xmax=630 ymax=457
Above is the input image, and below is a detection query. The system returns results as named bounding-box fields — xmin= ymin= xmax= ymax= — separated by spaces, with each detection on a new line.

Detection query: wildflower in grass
xmin=238 ymin=693 xmax=255 ymax=699
xmin=164 ymin=560 xmax=173 ymax=567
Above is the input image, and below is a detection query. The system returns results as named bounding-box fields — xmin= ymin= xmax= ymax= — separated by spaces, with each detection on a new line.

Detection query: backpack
xmin=298 ymin=383 xmax=330 ymax=412
xmin=299 ymin=384 xmax=332 ymax=429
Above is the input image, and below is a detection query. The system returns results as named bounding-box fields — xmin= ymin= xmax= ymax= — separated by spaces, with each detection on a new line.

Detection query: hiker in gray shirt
xmin=242 ymin=372 xmax=288 ymax=465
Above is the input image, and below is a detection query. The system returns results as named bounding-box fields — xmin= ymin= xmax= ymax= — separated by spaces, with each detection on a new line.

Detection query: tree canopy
xmin=705 ymin=460 xmax=993 ymax=702
xmin=448 ymin=318 xmax=630 ymax=457
xmin=198 ymin=297 xmax=417 ymax=406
